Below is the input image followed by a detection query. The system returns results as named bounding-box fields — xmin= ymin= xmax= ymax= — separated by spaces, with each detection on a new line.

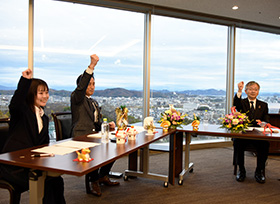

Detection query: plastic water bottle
xmin=101 ymin=118 xmax=109 ymax=143
xmin=203 ymin=110 xmax=209 ymax=126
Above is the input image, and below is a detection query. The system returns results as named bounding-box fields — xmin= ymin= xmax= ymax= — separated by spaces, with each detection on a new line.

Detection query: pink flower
xmin=227 ymin=115 xmax=234 ymax=120
xmin=232 ymin=119 xmax=239 ymax=125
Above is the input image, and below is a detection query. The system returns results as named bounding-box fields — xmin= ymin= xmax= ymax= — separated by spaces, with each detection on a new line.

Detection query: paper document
xmin=55 ymin=140 xmax=100 ymax=149
xmin=246 ymin=127 xmax=279 ymax=133
xmin=87 ymin=132 xmax=102 ymax=138
xmin=87 ymin=132 xmax=115 ymax=139
xmin=32 ymin=146 xmax=80 ymax=155
xmin=32 ymin=141 xmax=100 ymax=155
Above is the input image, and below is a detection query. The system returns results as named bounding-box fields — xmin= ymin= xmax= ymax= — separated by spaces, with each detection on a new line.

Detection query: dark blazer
xmin=2 ymin=77 xmax=49 ymax=153
xmin=71 ymin=71 xmax=102 ymax=137
xmin=233 ymin=94 xmax=269 ymax=126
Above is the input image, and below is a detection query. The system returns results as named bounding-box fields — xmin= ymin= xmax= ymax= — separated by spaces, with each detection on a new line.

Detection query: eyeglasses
xmin=246 ymin=88 xmax=259 ymax=92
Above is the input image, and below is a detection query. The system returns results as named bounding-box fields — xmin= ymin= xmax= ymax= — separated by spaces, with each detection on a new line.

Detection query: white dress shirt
xmin=35 ymin=106 xmax=44 ymax=133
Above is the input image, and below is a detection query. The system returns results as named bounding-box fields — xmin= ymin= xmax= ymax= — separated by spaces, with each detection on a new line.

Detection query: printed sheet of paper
xmin=87 ymin=132 xmax=115 ymax=139
xmin=55 ymin=140 xmax=100 ymax=149
xmin=87 ymin=132 xmax=102 ymax=138
xmin=246 ymin=127 xmax=279 ymax=133
xmin=32 ymin=146 xmax=80 ymax=155
xmin=32 ymin=141 xmax=100 ymax=155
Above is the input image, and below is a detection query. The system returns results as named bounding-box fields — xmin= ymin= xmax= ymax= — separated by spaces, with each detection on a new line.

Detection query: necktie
xmin=89 ymin=98 xmax=99 ymax=122
xmin=250 ymin=101 xmax=255 ymax=119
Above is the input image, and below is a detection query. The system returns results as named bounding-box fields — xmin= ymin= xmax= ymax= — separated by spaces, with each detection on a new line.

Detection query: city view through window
xmin=1 ymin=0 xmax=280 ymax=143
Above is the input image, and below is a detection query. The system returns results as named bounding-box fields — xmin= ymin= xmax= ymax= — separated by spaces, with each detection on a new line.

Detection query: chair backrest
xmin=51 ymin=112 xmax=72 ymax=141
xmin=0 ymin=118 xmax=22 ymax=204
xmin=0 ymin=118 xmax=10 ymax=153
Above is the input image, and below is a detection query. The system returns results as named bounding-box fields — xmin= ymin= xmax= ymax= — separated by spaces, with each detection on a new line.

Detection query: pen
xmin=31 ymin=153 xmax=55 ymax=157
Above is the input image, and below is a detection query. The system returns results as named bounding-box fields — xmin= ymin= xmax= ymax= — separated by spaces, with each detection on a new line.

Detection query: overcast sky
xmin=0 ymin=0 xmax=279 ymax=93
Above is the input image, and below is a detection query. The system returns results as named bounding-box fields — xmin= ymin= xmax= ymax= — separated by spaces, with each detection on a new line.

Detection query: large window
xmin=235 ymin=29 xmax=280 ymax=113
xmin=0 ymin=0 xmax=28 ymax=118
xmin=1 ymin=0 xmax=279 ymax=144
xmin=150 ymin=15 xmax=228 ymax=142
xmin=34 ymin=0 xmax=144 ymax=139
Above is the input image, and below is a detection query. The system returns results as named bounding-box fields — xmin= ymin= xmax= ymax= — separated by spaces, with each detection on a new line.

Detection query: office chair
xmin=0 ymin=118 xmax=21 ymax=204
xmin=51 ymin=112 xmax=93 ymax=193
xmin=51 ymin=111 xmax=122 ymax=193
xmin=51 ymin=112 xmax=72 ymax=141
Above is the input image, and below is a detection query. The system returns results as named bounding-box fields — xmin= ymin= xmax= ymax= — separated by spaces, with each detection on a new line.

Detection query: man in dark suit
xmin=233 ymin=81 xmax=270 ymax=184
xmin=71 ymin=54 xmax=119 ymax=197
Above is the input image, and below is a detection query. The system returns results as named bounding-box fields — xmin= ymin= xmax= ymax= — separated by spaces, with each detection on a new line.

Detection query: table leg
xmin=169 ymin=131 xmax=183 ymax=185
xmin=29 ymin=170 xmax=46 ymax=204
xmin=178 ymin=132 xmax=194 ymax=185
xmin=125 ymin=145 xmax=169 ymax=187
xmin=128 ymin=150 xmax=138 ymax=171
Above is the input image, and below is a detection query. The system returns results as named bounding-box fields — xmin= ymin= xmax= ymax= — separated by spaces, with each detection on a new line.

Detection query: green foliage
xmin=63 ymin=106 xmax=71 ymax=111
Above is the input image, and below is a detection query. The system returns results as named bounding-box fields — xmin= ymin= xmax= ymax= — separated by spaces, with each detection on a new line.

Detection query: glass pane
xmin=34 ymin=0 xmax=144 ymax=139
xmin=235 ymin=28 xmax=280 ymax=114
xmin=151 ymin=15 xmax=228 ymax=142
xmin=0 ymin=0 xmax=28 ymax=119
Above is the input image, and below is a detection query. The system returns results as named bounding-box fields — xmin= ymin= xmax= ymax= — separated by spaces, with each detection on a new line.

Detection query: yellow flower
xmin=165 ymin=110 xmax=172 ymax=114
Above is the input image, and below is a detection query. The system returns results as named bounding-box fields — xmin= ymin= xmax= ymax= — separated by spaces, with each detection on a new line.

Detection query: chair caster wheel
xmin=123 ymin=175 xmax=128 ymax=181
xmin=178 ymin=180 xmax=183 ymax=185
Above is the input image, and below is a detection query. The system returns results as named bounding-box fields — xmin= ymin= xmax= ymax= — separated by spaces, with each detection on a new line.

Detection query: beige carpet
xmin=1 ymin=147 xmax=280 ymax=204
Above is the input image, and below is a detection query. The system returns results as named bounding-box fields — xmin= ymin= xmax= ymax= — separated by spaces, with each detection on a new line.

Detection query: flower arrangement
xmin=159 ymin=105 xmax=187 ymax=129
xmin=220 ymin=111 xmax=250 ymax=133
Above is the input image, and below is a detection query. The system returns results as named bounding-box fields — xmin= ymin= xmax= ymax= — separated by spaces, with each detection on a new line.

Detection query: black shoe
xmin=255 ymin=170 xmax=265 ymax=184
xmin=236 ymin=170 xmax=246 ymax=182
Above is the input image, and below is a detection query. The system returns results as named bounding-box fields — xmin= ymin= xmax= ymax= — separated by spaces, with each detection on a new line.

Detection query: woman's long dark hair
xmin=26 ymin=78 xmax=49 ymax=113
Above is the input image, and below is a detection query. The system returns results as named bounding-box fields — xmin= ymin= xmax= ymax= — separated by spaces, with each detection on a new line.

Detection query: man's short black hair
xmin=76 ymin=74 xmax=94 ymax=86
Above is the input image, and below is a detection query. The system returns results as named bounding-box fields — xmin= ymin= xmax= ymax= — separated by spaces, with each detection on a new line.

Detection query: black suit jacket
xmin=2 ymin=77 xmax=49 ymax=153
xmin=71 ymin=71 xmax=102 ymax=137
xmin=233 ymin=94 xmax=269 ymax=126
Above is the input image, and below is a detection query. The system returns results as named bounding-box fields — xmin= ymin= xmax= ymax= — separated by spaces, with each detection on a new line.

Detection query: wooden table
xmin=0 ymin=129 xmax=176 ymax=204
xmin=175 ymin=124 xmax=280 ymax=185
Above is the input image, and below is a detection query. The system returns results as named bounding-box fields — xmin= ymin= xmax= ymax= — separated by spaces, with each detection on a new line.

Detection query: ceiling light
xmin=232 ymin=6 xmax=239 ymax=10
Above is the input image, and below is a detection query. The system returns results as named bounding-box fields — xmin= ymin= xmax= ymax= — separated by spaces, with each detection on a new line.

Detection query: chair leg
xmin=233 ymin=147 xmax=238 ymax=175
xmin=10 ymin=190 xmax=21 ymax=204
xmin=85 ymin=174 xmax=90 ymax=194
xmin=0 ymin=180 xmax=21 ymax=204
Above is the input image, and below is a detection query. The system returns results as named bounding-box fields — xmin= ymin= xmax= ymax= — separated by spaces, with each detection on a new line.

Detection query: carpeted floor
xmin=1 ymin=147 xmax=280 ymax=204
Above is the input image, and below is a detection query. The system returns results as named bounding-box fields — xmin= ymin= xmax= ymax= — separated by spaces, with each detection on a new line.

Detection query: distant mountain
xmin=94 ymin=88 xmax=142 ymax=97
xmin=0 ymin=86 xmax=279 ymax=97
xmin=0 ymin=85 xmax=15 ymax=90
xmin=179 ymin=89 xmax=226 ymax=96
xmin=49 ymin=89 xmax=72 ymax=97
